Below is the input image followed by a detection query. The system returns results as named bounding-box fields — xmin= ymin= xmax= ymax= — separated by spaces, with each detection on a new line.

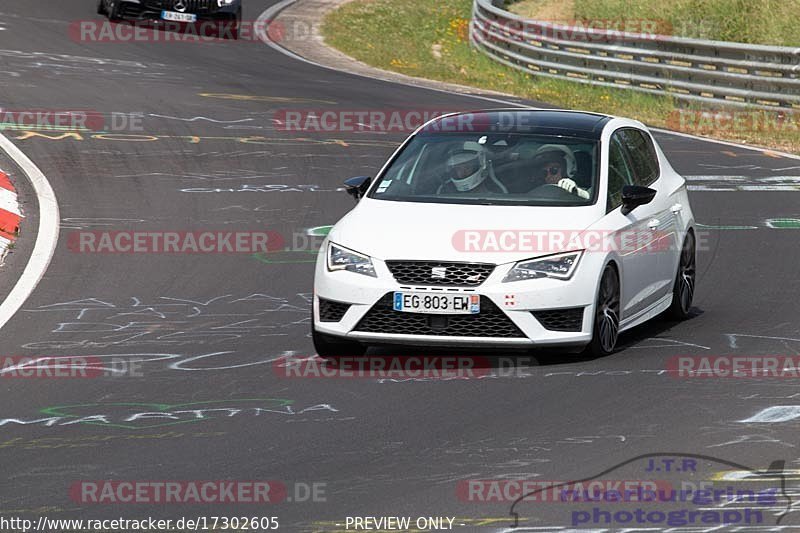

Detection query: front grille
xmin=119 ymin=3 xmax=145 ymax=17
xmin=532 ymin=308 xmax=585 ymax=332
xmin=319 ymin=298 xmax=350 ymax=322
xmin=354 ymin=293 xmax=525 ymax=338
xmin=140 ymin=0 xmax=217 ymax=14
xmin=385 ymin=261 xmax=495 ymax=287
xmin=142 ymin=0 xmax=171 ymax=11
xmin=185 ymin=0 xmax=216 ymax=13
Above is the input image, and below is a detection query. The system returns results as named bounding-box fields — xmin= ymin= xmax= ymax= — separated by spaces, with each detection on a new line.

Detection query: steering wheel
xmin=529 ymin=183 xmax=577 ymax=199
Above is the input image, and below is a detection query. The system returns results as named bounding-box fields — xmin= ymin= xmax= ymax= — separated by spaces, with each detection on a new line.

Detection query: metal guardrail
xmin=471 ymin=0 xmax=800 ymax=110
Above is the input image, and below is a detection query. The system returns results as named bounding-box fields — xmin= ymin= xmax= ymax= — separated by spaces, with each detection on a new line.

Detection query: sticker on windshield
xmin=376 ymin=180 xmax=393 ymax=193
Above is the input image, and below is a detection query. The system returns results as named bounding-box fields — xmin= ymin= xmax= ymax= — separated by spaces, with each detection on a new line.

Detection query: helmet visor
xmin=447 ymin=151 xmax=481 ymax=180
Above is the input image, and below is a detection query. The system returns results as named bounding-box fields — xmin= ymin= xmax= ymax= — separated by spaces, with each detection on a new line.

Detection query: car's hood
xmin=328 ymin=199 xmax=603 ymax=264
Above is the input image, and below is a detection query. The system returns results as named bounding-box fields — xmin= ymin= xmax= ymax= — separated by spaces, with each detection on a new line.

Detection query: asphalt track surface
xmin=2 ymin=1 xmax=800 ymax=531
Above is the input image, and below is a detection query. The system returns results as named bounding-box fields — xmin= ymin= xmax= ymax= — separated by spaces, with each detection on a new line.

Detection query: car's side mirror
xmin=621 ymin=185 xmax=656 ymax=215
xmin=343 ymin=176 xmax=372 ymax=201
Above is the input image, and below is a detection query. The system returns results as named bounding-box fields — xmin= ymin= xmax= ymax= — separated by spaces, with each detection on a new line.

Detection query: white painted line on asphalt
xmin=686 ymin=175 xmax=800 ymax=191
xmin=740 ymin=406 xmax=800 ymax=423
xmin=258 ymin=0 xmax=800 ymax=162
xmin=690 ymin=186 xmax=800 ymax=191
xmin=687 ymin=175 xmax=800 ymax=182
xmin=0 ymin=132 xmax=59 ymax=331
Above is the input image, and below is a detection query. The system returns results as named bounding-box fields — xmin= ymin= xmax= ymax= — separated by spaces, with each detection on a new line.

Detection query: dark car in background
xmin=97 ymin=0 xmax=243 ymax=39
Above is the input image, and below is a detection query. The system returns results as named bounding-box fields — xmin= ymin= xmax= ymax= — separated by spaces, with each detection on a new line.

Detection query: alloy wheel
xmin=677 ymin=233 xmax=696 ymax=314
xmin=596 ymin=267 xmax=620 ymax=353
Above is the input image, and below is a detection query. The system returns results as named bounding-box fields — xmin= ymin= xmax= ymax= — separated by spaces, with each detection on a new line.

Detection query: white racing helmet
xmin=534 ymin=144 xmax=577 ymax=179
xmin=446 ymin=141 xmax=488 ymax=192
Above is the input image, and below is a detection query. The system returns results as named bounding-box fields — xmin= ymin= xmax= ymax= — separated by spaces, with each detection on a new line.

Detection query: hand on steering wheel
xmin=557 ymin=178 xmax=590 ymax=199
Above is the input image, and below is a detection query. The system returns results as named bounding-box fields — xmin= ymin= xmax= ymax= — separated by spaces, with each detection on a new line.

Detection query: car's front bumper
xmin=117 ymin=0 xmax=240 ymax=20
xmin=313 ymin=251 xmax=606 ymax=348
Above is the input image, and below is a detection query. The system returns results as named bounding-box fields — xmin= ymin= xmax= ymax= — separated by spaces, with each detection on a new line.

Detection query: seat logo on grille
xmin=430 ymin=267 xmax=447 ymax=279
xmin=173 ymin=0 xmax=188 ymax=12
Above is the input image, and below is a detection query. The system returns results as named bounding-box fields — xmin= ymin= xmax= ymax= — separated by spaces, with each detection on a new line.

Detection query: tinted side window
xmin=607 ymin=135 xmax=634 ymax=211
xmin=618 ymin=128 xmax=660 ymax=186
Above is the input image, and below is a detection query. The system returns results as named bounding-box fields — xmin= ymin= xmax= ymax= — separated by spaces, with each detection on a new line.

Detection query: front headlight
xmin=503 ymin=251 xmax=583 ymax=282
xmin=217 ymin=0 xmax=236 ymax=6
xmin=327 ymin=242 xmax=377 ymax=277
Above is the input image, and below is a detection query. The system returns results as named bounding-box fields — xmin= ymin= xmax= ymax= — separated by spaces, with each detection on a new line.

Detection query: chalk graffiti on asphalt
xmin=0 ymin=399 xmax=344 ymax=430
xmin=0 ymin=48 xmax=178 ymax=81
xmin=0 ymin=431 xmax=229 ymax=450
xmin=113 ymin=170 xmax=293 ymax=182
xmin=180 ymin=184 xmax=341 ymax=193
xmin=12 ymin=130 xmax=394 ymax=148
xmin=1 ymin=351 xmax=300 ymax=373
xmin=21 ymin=293 xmax=311 ymax=349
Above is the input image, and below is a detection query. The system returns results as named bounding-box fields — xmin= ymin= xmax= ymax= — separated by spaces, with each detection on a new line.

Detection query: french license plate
xmin=161 ymin=10 xmax=197 ymax=22
xmin=393 ymin=292 xmax=480 ymax=314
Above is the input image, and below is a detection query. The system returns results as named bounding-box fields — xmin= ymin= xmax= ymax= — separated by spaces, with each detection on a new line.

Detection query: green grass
xmin=508 ymin=0 xmax=800 ymax=46
xmin=322 ymin=0 xmax=800 ymax=153
xmin=574 ymin=0 xmax=800 ymax=46
xmin=322 ymin=1 xmax=673 ymax=119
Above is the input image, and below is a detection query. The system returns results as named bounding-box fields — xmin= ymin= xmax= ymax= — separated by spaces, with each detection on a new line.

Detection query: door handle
xmin=648 ymin=219 xmax=661 ymax=230
xmin=671 ymin=203 xmax=683 ymax=214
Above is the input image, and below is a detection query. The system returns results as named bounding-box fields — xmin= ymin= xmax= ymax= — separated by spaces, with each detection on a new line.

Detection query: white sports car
xmin=312 ymin=110 xmax=696 ymax=357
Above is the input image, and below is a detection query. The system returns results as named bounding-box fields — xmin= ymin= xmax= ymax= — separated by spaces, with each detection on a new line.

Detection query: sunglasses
xmin=539 ymin=164 xmax=562 ymax=178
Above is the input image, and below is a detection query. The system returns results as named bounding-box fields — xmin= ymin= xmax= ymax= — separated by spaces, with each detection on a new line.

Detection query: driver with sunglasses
xmin=532 ymin=144 xmax=590 ymax=199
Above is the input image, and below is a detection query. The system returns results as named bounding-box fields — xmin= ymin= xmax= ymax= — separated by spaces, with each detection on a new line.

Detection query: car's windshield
xmin=369 ymin=133 xmax=599 ymax=206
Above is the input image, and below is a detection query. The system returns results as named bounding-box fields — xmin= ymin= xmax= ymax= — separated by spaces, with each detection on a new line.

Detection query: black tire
xmin=666 ymin=231 xmax=696 ymax=320
xmin=231 ymin=10 xmax=241 ymax=40
xmin=312 ymin=329 xmax=366 ymax=358
xmin=107 ymin=0 xmax=122 ymax=21
xmin=97 ymin=0 xmax=106 ymax=15
xmin=584 ymin=265 xmax=621 ymax=357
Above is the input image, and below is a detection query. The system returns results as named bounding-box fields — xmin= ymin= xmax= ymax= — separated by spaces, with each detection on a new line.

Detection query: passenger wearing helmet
xmin=531 ymin=144 xmax=590 ymax=199
xmin=437 ymin=142 xmax=508 ymax=195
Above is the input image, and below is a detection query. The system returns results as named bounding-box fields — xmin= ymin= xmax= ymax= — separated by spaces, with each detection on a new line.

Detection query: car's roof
xmin=423 ymin=109 xmax=613 ymax=139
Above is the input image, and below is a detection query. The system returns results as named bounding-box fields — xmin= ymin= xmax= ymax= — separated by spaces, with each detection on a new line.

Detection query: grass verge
xmin=322 ymin=0 xmax=800 ymax=154
xmin=509 ymin=0 xmax=800 ymax=46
